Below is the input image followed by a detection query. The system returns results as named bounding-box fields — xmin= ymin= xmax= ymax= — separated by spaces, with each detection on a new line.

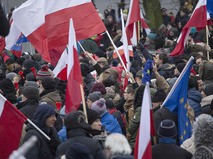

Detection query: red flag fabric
xmin=170 ymin=0 xmax=211 ymax=56
xmin=65 ymin=19 xmax=83 ymax=113
xmin=0 ymin=36 xmax=5 ymax=54
xmin=53 ymin=49 xmax=68 ymax=81
xmin=125 ymin=0 xmax=141 ymax=45
xmin=0 ymin=94 xmax=27 ymax=159
xmin=134 ymin=83 xmax=153 ymax=159
xmin=13 ymin=0 xmax=106 ymax=65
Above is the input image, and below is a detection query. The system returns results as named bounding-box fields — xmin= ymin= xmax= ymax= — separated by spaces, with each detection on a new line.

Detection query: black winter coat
xmin=56 ymin=129 xmax=106 ymax=159
xmin=152 ymin=143 xmax=192 ymax=159
xmin=20 ymin=99 xmax=39 ymax=120
xmin=22 ymin=125 xmax=60 ymax=159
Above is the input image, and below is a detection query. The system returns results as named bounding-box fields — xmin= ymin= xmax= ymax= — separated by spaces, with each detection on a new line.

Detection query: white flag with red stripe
xmin=170 ymin=0 xmax=211 ymax=56
xmin=44 ymin=0 xmax=106 ymax=65
xmin=65 ymin=19 xmax=83 ymax=113
xmin=0 ymin=94 xmax=27 ymax=159
xmin=53 ymin=49 xmax=68 ymax=81
xmin=134 ymin=82 xmax=153 ymax=159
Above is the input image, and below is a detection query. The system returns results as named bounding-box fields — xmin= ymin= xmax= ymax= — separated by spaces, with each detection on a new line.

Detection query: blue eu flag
xmin=142 ymin=59 xmax=153 ymax=84
xmin=162 ymin=57 xmax=194 ymax=144
xmin=207 ymin=0 xmax=213 ymax=18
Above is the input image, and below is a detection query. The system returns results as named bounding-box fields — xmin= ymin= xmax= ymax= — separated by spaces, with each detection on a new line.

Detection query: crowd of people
xmin=1 ymin=0 xmax=213 ymax=158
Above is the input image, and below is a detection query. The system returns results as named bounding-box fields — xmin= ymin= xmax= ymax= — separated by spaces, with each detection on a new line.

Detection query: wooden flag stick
xmin=80 ymin=84 xmax=88 ymax=123
xmin=78 ymin=41 xmax=86 ymax=53
xmin=137 ymin=21 xmax=141 ymax=43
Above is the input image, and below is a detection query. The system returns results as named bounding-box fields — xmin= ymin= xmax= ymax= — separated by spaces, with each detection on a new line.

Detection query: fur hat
xmin=87 ymin=109 xmax=100 ymax=125
xmin=42 ymin=77 xmax=56 ymax=90
xmin=193 ymin=114 xmax=213 ymax=148
xmin=90 ymin=82 xmax=106 ymax=95
xmin=87 ymin=91 xmax=102 ymax=102
xmin=23 ymin=85 xmax=39 ymax=99
xmin=158 ymin=119 xmax=177 ymax=138
xmin=64 ymin=111 xmax=91 ymax=131
xmin=36 ymin=66 xmax=52 ymax=80
xmin=91 ymin=98 xmax=107 ymax=115
xmin=105 ymin=86 xmax=116 ymax=100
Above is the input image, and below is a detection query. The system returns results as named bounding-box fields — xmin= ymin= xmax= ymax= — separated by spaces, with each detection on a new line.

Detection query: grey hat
xmin=23 ymin=85 xmax=39 ymax=99
xmin=24 ymin=81 xmax=39 ymax=88
xmin=87 ymin=91 xmax=102 ymax=102
xmin=6 ymin=72 xmax=17 ymax=81
xmin=158 ymin=119 xmax=177 ymax=138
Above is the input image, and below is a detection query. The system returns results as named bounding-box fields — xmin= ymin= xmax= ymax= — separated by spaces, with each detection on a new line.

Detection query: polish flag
xmin=0 ymin=36 xmax=5 ymax=54
xmin=125 ymin=0 xmax=151 ymax=46
xmin=53 ymin=49 xmax=68 ymax=81
xmin=12 ymin=0 xmax=50 ymax=62
xmin=170 ymin=0 xmax=211 ymax=56
xmin=125 ymin=0 xmax=140 ymax=45
xmin=134 ymin=82 xmax=154 ymax=159
xmin=0 ymin=94 xmax=27 ymax=159
xmin=44 ymin=0 xmax=106 ymax=65
xmin=65 ymin=19 xmax=83 ymax=113
xmin=121 ymin=10 xmax=131 ymax=71
xmin=5 ymin=20 xmax=21 ymax=51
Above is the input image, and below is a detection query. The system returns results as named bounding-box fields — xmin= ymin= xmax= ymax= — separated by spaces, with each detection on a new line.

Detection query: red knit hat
xmin=36 ymin=65 xmax=52 ymax=80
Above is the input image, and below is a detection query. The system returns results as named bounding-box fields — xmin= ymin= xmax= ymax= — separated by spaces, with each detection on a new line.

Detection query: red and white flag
xmin=65 ymin=19 xmax=83 ymax=113
xmin=125 ymin=0 xmax=140 ymax=45
xmin=170 ymin=0 xmax=211 ymax=56
xmin=53 ymin=49 xmax=68 ymax=81
xmin=121 ymin=10 xmax=131 ymax=71
xmin=125 ymin=0 xmax=151 ymax=46
xmin=134 ymin=82 xmax=154 ymax=159
xmin=44 ymin=0 xmax=106 ymax=65
xmin=12 ymin=0 xmax=50 ymax=62
xmin=5 ymin=20 xmax=21 ymax=51
xmin=0 ymin=94 xmax=27 ymax=159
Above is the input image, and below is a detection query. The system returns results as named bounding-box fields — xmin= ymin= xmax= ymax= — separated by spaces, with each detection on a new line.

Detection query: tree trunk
xmin=143 ymin=0 xmax=163 ymax=29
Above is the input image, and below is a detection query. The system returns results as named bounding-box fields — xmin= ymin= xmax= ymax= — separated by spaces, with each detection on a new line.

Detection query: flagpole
xmin=162 ymin=56 xmax=194 ymax=107
xmin=105 ymin=30 xmax=128 ymax=72
xmin=80 ymin=84 xmax=88 ymax=123
xmin=137 ymin=21 xmax=140 ymax=42
xmin=206 ymin=26 xmax=210 ymax=61
xmin=27 ymin=119 xmax=51 ymax=140
xmin=105 ymin=30 xmax=135 ymax=83
xmin=78 ymin=41 xmax=86 ymax=53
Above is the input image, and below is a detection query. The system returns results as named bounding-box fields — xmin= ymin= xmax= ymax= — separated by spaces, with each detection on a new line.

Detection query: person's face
xmin=6 ymin=63 xmax=14 ymax=71
xmin=174 ymin=67 xmax=180 ymax=76
xmin=45 ymin=114 xmax=57 ymax=128
xmin=154 ymin=54 xmax=162 ymax=66
xmin=197 ymin=79 xmax=204 ymax=92
xmin=91 ymin=118 xmax=102 ymax=131
xmin=87 ymin=99 xmax=93 ymax=108
xmin=123 ymin=88 xmax=131 ymax=100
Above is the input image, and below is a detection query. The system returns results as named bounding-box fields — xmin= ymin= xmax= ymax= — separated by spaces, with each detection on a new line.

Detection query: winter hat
xmin=158 ymin=119 xmax=177 ymax=138
xmin=64 ymin=111 xmax=91 ymax=131
xmin=22 ymin=59 xmax=36 ymax=70
xmin=80 ymin=63 xmax=90 ymax=77
xmin=15 ymin=57 xmax=25 ymax=66
xmin=203 ymin=84 xmax=213 ymax=96
xmin=87 ymin=91 xmax=102 ymax=102
xmin=36 ymin=65 xmax=52 ymax=80
xmin=105 ymin=99 xmax=115 ymax=109
xmin=176 ymin=63 xmax=186 ymax=73
xmin=87 ymin=109 xmax=100 ymax=125
xmin=42 ymin=77 xmax=56 ymax=90
xmin=6 ymin=72 xmax=17 ymax=81
xmin=23 ymin=85 xmax=39 ymax=99
xmin=26 ymin=72 xmax=37 ymax=82
xmin=32 ymin=104 xmax=56 ymax=129
xmin=90 ymin=82 xmax=106 ymax=95
xmin=105 ymin=86 xmax=116 ymax=100
xmin=24 ymin=81 xmax=39 ymax=88
xmin=152 ymin=89 xmax=167 ymax=103
xmin=65 ymin=142 xmax=93 ymax=159
xmin=0 ymin=78 xmax=16 ymax=95
xmin=193 ymin=114 xmax=213 ymax=148
xmin=91 ymin=98 xmax=107 ymax=115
